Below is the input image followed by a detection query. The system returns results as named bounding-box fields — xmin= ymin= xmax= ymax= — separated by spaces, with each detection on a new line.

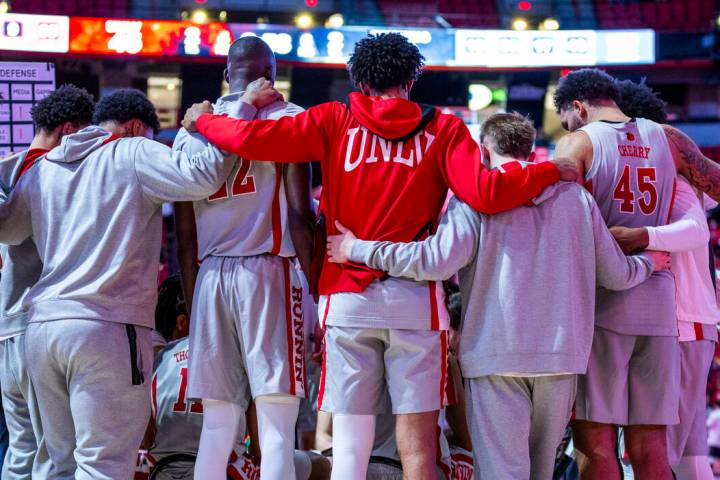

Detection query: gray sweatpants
xmin=0 ymin=334 xmax=50 ymax=479
xmin=465 ymin=374 xmax=576 ymax=480
xmin=25 ymin=319 xmax=152 ymax=480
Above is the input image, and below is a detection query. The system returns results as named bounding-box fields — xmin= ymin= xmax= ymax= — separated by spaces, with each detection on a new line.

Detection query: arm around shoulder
xmin=587 ymin=192 xmax=654 ymax=290
xmin=349 ymin=197 xmax=479 ymax=281
xmin=134 ymin=138 xmax=236 ymax=203
xmin=442 ymin=119 xmax=561 ymax=215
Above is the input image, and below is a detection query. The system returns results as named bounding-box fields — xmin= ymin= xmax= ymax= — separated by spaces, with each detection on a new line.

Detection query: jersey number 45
xmin=612 ymin=165 xmax=658 ymax=215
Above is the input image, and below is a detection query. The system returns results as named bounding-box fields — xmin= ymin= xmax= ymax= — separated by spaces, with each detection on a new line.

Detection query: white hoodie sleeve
xmin=646 ymin=176 xmax=710 ymax=252
xmin=0 ymin=177 xmax=32 ymax=246
xmin=133 ymin=138 xmax=236 ymax=204
xmin=348 ymin=197 xmax=479 ymax=281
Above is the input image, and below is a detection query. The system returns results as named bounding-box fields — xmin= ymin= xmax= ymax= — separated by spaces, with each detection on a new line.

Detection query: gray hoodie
xmin=0 ymin=150 xmax=42 ymax=337
xmin=350 ymin=181 xmax=654 ymax=377
xmin=0 ymin=126 xmax=235 ymax=329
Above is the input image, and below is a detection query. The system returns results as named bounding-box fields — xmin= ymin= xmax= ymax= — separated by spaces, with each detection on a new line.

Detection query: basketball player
xmin=0 ymin=89 xmax=236 ymax=480
xmin=552 ymin=68 xmax=720 ymax=479
xmin=173 ymin=36 xmax=312 ymax=480
xmin=147 ymin=276 xmax=325 ymax=480
xmin=149 ymin=276 xmax=245 ymax=479
xmin=611 ymin=80 xmax=720 ymax=480
xmin=324 ymin=111 xmax=668 ymax=479
xmin=182 ymin=33 xmax=576 ymax=480
xmin=0 ymin=85 xmax=94 ymax=480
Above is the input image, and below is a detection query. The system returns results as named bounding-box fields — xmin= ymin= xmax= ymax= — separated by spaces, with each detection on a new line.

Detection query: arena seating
xmin=374 ymin=0 xmax=715 ymax=31
xmin=10 ymin=0 xmax=129 ymax=18
xmin=375 ymin=0 xmax=500 ymax=28
xmin=594 ymin=0 xmax=715 ymax=33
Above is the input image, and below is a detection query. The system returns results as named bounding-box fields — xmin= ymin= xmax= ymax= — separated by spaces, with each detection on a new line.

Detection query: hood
xmin=45 ymin=126 xmax=116 ymax=164
xmin=347 ymin=92 xmax=435 ymax=141
xmin=499 ymin=160 xmax=561 ymax=205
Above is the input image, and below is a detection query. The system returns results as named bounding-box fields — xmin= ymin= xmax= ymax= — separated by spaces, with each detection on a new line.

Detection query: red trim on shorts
xmin=282 ymin=258 xmax=296 ymax=396
xmin=440 ymin=330 xmax=448 ymax=409
xmin=151 ymin=374 xmax=158 ymax=417
xmin=145 ymin=452 xmax=156 ymax=465
xmin=666 ymin=178 xmax=677 ymax=224
xmin=570 ymin=402 xmax=576 ymax=421
xmin=270 ymin=164 xmax=283 ymax=255
xmin=320 ymin=295 xmax=331 ymax=328
xmin=429 ymin=281 xmax=440 ymax=331
xmin=694 ymin=322 xmax=705 ymax=340
xmin=317 ymin=326 xmax=328 ymax=410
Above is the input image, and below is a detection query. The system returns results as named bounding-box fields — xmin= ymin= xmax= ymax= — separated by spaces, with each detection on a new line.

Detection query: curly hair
xmin=480 ymin=112 xmax=536 ymax=160
xmin=347 ymin=33 xmax=425 ymax=92
xmin=615 ymin=78 xmax=667 ymax=124
xmin=553 ymin=68 xmax=620 ymax=113
xmin=155 ymin=276 xmax=187 ymax=341
xmin=92 ymin=88 xmax=160 ymax=133
xmin=30 ymin=84 xmax=94 ymax=132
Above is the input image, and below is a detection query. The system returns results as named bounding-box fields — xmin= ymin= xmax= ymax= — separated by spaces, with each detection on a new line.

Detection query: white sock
xmin=255 ymin=394 xmax=301 ymax=480
xmin=331 ymin=413 xmax=376 ymax=480
xmin=194 ymin=399 xmax=244 ymax=480
xmin=672 ymin=455 xmax=714 ymax=480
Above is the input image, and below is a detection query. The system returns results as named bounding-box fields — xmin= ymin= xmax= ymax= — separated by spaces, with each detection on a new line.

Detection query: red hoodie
xmin=196 ymin=92 xmax=560 ymax=295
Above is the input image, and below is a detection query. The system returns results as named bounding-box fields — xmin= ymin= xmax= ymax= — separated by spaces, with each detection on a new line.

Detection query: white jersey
xmin=173 ymin=93 xmax=304 ymax=260
xmin=580 ymin=118 xmax=677 ymax=336
xmin=150 ymin=338 xmax=203 ymax=461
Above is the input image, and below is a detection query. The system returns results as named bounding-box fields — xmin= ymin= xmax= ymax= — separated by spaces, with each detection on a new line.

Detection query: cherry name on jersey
xmin=617 ymin=144 xmax=651 ymax=159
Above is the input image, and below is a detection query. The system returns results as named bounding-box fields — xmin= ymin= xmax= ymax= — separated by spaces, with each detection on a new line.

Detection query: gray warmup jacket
xmin=350 ymin=181 xmax=654 ymax=377
xmin=0 ymin=126 xmax=235 ymax=329
xmin=0 ymin=150 xmax=42 ymax=337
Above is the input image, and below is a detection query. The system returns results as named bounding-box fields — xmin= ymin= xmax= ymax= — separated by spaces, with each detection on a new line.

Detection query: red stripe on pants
xmin=440 ymin=330 xmax=448 ymax=409
xmin=429 ymin=281 xmax=440 ymax=330
xmin=317 ymin=327 xmax=328 ymax=410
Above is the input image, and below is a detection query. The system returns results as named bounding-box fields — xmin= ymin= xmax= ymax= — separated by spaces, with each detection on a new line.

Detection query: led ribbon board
xmin=0 ymin=13 xmax=656 ymax=67
xmin=0 ymin=13 xmax=69 ymax=53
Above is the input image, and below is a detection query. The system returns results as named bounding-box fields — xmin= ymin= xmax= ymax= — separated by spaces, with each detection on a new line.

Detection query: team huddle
xmin=0 ymin=31 xmax=719 ymax=480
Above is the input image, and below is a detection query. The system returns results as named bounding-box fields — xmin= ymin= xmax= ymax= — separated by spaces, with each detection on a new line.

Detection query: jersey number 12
xmin=208 ymin=158 xmax=256 ymax=201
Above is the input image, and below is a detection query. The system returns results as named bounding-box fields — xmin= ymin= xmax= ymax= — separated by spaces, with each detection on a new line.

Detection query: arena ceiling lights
xmin=0 ymin=12 xmax=656 ymax=68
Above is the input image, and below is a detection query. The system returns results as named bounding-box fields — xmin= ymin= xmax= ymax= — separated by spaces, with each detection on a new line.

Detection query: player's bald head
xmin=225 ymin=36 xmax=276 ymax=92
xmin=228 ymin=36 xmax=274 ymax=65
